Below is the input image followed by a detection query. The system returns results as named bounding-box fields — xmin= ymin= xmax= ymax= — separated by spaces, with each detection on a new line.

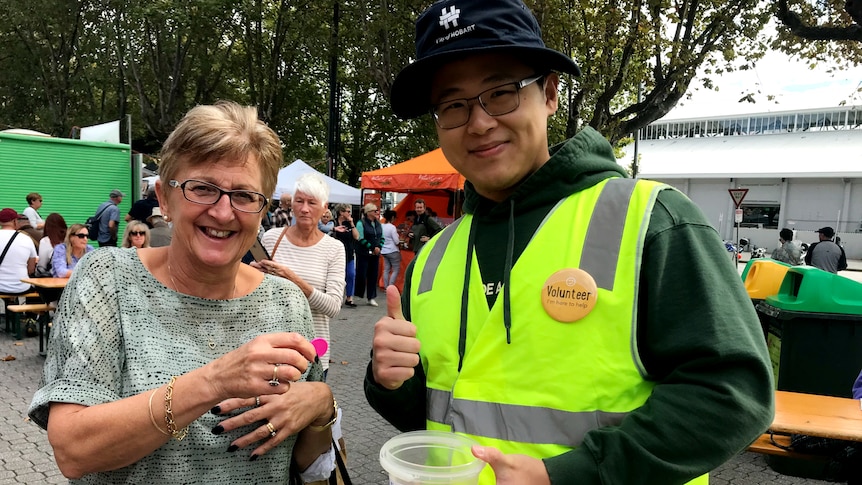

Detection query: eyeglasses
xmin=431 ymin=74 xmax=545 ymax=129
xmin=169 ymin=179 xmax=268 ymax=213
xmin=130 ymin=231 xmax=147 ymax=236
xmin=73 ymin=233 xmax=88 ymax=239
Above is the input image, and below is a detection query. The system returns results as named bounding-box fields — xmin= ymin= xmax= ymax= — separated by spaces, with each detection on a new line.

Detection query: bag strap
xmin=270 ymin=226 xmax=290 ymax=259
xmin=331 ymin=438 xmax=351 ymax=485
xmin=92 ymin=204 xmax=111 ymax=222
xmin=0 ymin=231 xmax=21 ymax=267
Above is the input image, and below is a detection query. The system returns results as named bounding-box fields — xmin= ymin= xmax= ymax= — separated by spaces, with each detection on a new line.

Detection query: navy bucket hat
xmin=390 ymin=0 xmax=581 ymax=120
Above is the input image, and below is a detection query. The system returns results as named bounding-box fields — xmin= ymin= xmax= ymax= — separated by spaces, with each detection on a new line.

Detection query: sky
xmin=662 ymin=50 xmax=862 ymax=120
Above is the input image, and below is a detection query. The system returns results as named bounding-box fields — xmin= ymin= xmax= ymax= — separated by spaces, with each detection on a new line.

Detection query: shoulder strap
xmin=94 ymin=203 xmax=111 ymax=220
xmin=270 ymin=226 xmax=290 ymax=259
xmin=0 ymin=231 xmax=21 ymax=267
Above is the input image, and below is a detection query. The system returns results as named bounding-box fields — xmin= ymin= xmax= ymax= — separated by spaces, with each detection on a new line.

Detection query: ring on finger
xmin=255 ymin=396 xmax=261 ymax=407
xmin=268 ymin=364 xmax=280 ymax=387
xmin=266 ymin=422 xmax=277 ymax=438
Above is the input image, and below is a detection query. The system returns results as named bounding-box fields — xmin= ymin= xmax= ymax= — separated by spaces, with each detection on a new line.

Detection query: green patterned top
xmin=29 ymin=247 xmax=322 ymax=484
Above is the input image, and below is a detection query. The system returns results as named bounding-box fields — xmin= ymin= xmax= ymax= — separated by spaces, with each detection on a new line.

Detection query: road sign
xmin=735 ymin=208 xmax=743 ymax=223
xmin=728 ymin=188 xmax=749 ymax=208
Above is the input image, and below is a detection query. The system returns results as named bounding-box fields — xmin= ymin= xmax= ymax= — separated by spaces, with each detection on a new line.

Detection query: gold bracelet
xmin=308 ymin=398 xmax=338 ymax=432
xmin=148 ymin=388 xmax=170 ymax=436
xmin=164 ymin=376 xmax=189 ymax=441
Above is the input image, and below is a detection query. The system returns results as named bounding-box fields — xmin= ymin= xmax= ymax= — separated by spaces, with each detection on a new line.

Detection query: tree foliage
xmin=0 ymin=0 xmax=783 ymax=182
xmin=773 ymin=1 xmax=862 ymax=70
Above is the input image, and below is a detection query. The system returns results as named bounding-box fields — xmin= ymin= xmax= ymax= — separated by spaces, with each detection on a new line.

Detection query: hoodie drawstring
xmin=456 ymin=200 xmax=516 ymax=371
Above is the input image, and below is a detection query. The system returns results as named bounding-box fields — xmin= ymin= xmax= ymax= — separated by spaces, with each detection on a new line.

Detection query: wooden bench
xmin=747 ymin=432 xmax=830 ymax=461
xmin=5 ymin=303 xmax=54 ymax=344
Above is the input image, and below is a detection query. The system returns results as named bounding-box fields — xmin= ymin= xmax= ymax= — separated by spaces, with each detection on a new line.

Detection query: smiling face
xmin=158 ymin=155 xmax=265 ymax=270
xmin=430 ymin=53 xmax=559 ymax=202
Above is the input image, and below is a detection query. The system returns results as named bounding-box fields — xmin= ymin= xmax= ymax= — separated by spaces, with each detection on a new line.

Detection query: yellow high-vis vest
xmin=410 ymin=178 xmax=708 ymax=485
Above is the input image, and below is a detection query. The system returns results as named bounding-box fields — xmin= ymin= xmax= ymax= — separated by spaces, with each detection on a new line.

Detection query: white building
xmin=623 ymin=106 xmax=862 ymax=259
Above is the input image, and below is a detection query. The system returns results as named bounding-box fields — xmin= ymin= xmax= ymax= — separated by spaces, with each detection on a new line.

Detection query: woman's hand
xmin=204 ymin=333 xmax=316 ymax=402
xmin=256 ymin=260 xmax=314 ymax=297
xmin=210 ymin=382 xmax=333 ymax=459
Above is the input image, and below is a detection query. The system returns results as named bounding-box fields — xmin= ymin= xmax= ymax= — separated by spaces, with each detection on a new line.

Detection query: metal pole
xmin=735 ymin=221 xmax=739 ymax=267
xmin=326 ymin=1 xmax=340 ymax=178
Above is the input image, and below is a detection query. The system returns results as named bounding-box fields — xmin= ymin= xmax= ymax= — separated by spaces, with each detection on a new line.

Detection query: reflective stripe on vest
xmin=410 ymin=179 xmax=708 ymax=484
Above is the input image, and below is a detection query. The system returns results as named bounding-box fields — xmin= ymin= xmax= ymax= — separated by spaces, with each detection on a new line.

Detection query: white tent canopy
xmin=275 ymin=159 xmax=361 ymax=205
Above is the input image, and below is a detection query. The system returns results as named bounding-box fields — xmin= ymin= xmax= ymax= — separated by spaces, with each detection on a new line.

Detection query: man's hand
xmin=371 ymin=286 xmax=421 ymax=390
xmin=472 ymin=446 xmax=551 ymax=485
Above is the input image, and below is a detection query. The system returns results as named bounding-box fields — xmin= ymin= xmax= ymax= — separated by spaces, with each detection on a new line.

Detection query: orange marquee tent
xmin=361 ymin=148 xmax=465 ymax=292
xmin=361 ymin=148 xmax=464 ymax=192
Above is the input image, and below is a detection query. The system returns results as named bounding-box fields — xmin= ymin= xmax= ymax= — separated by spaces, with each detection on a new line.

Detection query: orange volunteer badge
xmin=541 ymin=268 xmax=598 ymax=322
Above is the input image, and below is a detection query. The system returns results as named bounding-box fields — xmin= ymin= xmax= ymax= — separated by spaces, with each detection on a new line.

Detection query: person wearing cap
xmin=365 ymin=1 xmax=773 ymax=484
xmin=804 ymin=226 xmax=847 ymax=273
xmin=92 ymin=189 xmax=125 ymax=247
xmin=0 ymin=208 xmax=37 ymax=294
xmin=147 ymin=207 xmax=173 ymax=247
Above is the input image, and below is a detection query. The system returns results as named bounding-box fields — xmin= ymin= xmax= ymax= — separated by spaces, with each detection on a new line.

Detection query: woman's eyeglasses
xmin=130 ymin=231 xmax=147 ymax=236
xmin=169 ymin=179 xmax=268 ymax=213
xmin=73 ymin=233 xmax=88 ymax=239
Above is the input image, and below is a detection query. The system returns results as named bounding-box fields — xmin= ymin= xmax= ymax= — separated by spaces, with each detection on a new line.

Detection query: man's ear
xmin=544 ymin=73 xmax=560 ymax=115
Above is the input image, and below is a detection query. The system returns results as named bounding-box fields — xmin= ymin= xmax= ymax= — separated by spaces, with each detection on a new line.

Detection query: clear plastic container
xmin=379 ymin=430 xmax=486 ymax=485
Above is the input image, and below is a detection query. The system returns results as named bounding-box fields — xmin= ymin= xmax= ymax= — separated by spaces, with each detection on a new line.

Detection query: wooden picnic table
xmin=771 ymin=390 xmax=862 ymax=442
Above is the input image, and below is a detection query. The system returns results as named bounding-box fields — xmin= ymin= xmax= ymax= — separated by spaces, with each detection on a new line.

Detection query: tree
xmin=531 ymin=0 xmax=773 ymax=144
xmin=773 ymin=0 xmax=862 ymax=69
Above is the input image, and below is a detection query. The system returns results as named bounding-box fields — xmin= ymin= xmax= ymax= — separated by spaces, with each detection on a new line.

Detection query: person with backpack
xmin=90 ymin=189 xmax=124 ymax=247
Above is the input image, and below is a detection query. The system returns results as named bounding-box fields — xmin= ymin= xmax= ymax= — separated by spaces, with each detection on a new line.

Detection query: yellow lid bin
xmin=741 ymin=259 xmax=791 ymax=301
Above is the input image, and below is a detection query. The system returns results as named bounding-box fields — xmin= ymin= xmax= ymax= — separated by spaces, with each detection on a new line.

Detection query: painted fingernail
xmin=249 ymin=454 xmax=259 ymax=462
xmin=211 ymin=425 xmax=225 ymax=435
xmin=226 ymin=444 xmax=239 ymax=452
xmin=314 ymin=356 xmax=320 ymax=364
xmin=211 ymin=406 xmax=221 ymax=415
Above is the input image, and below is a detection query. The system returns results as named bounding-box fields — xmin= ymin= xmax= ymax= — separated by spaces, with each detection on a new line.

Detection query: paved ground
xmin=0 ymin=295 xmax=840 ymax=484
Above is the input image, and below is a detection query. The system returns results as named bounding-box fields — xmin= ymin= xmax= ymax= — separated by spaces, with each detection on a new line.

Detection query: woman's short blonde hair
xmin=363 ymin=203 xmax=378 ymax=214
xmin=122 ymin=221 xmax=151 ymax=249
xmin=158 ymin=101 xmax=282 ymax=200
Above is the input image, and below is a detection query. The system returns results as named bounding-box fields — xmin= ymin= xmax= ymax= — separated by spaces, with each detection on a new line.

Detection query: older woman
xmin=51 ymin=223 xmax=95 ymax=277
xmin=256 ymin=172 xmax=345 ymax=380
xmin=121 ymin=220 xmax=151 ymax=249
xmin=29 ymin=102 xmax=338 ymax=484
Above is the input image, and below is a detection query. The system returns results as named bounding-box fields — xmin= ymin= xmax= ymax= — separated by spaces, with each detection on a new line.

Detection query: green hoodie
xmin=365 ymin=127 xmax=774 ymax=484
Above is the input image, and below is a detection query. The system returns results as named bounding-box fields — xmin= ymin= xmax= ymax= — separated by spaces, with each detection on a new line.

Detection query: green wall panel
xmin=0 ymin=133 xmax=132 ymax=237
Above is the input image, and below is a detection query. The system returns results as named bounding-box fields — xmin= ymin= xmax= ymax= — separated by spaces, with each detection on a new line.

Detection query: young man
xmin=364 ymin=1 xmax=774 ymax=484
xmin=771 ymin=227 xmax=802 ymax=265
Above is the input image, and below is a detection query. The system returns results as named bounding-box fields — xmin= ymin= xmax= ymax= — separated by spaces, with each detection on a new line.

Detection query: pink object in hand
xmin=311 ymin=338 xmax=328 ymax=357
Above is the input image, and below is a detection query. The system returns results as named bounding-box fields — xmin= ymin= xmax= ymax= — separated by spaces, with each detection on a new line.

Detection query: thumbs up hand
xmin=371 ymin=286 xmax=421 ymax=390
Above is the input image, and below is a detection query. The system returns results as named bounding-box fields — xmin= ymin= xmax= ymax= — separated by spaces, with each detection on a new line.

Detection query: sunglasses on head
xmin=130 ymin=231 xmax=146 ymax=236
xmin=73 ymin=233 xmax=88 ymax=239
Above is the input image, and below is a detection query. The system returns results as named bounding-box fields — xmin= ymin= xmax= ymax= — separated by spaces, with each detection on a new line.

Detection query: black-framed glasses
xmin=169 ymin=179 xmax=268 ymax=213
xmin=73 ymin=233 xmax=88 ymax=239
xmin=129 ymin=231 xmax=147 ymax=236
xmin=431 ymin=74 xmax=545 ymax=129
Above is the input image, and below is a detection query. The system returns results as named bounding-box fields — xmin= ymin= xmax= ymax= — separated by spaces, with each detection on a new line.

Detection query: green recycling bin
xmin=756 ymin=266 xmax=862 ymax=398
xmin=741 ymin=258 xmax=792 ymax=340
